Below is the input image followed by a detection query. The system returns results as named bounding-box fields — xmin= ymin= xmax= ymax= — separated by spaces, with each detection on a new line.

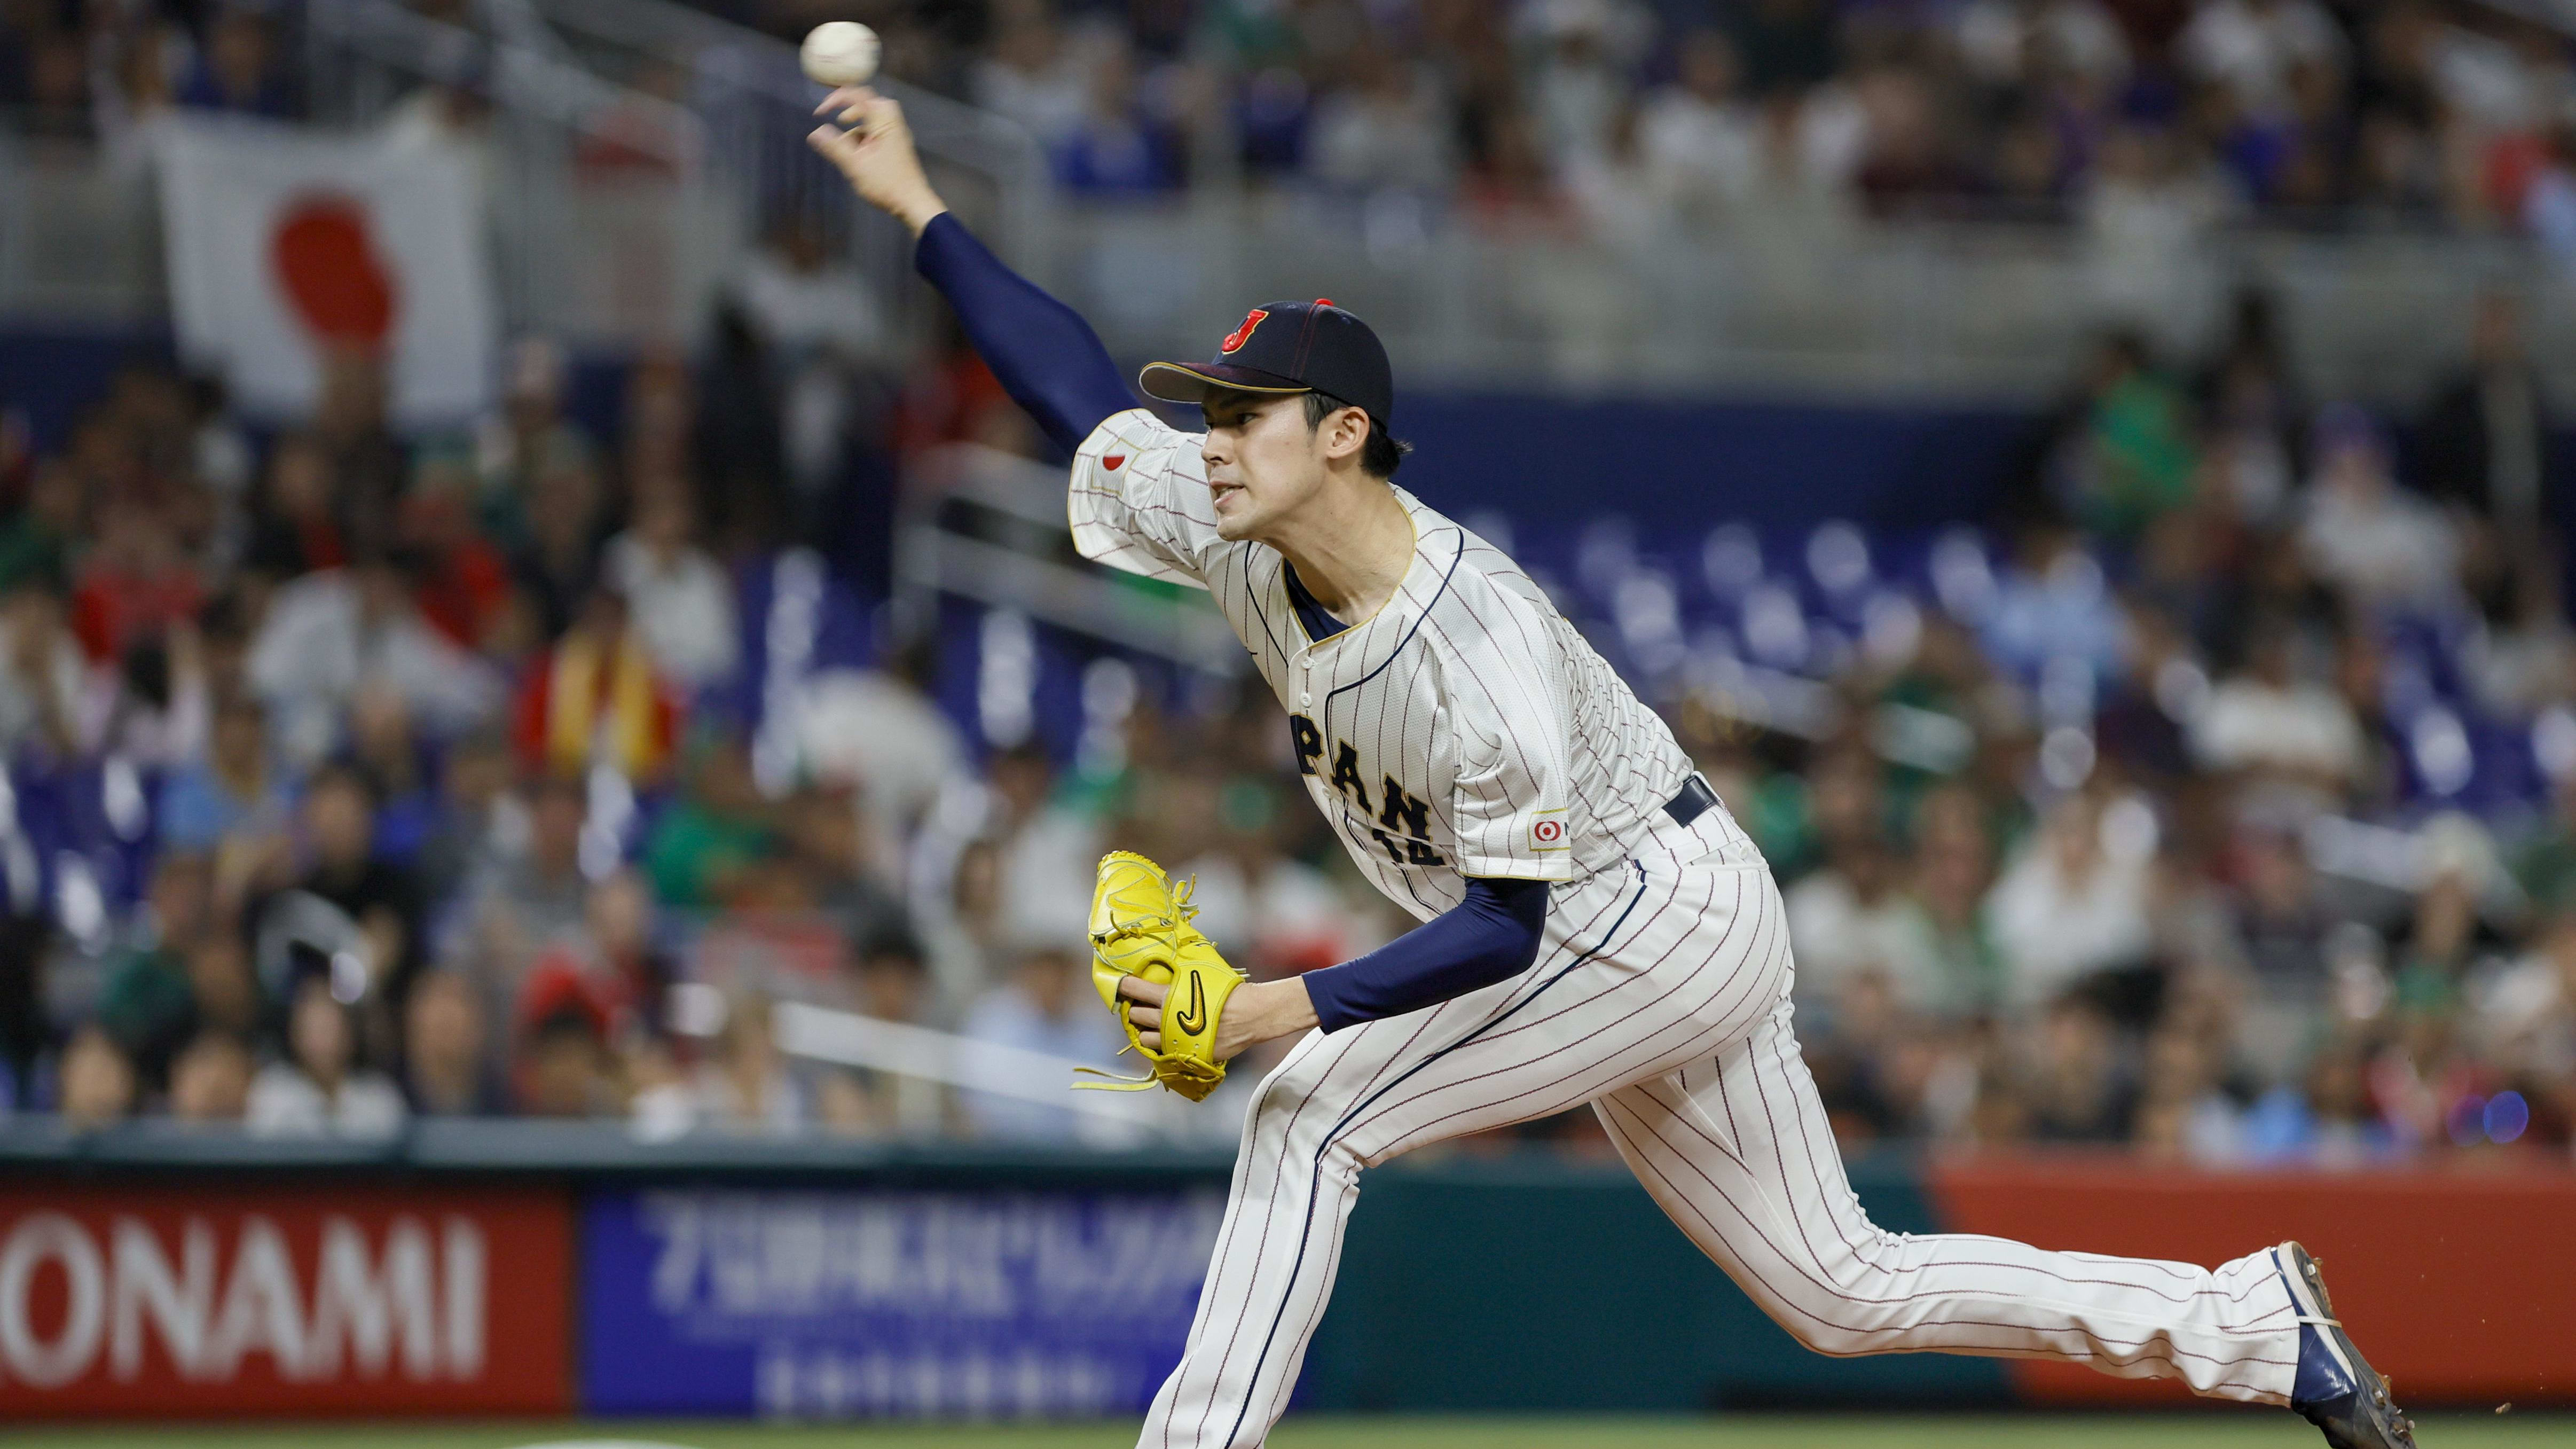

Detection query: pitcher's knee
xmin=1779 ymin=1311 xmax=1896 ymax=1358
xmin=1748 ymin=1265 xmax=1908 ymax=1358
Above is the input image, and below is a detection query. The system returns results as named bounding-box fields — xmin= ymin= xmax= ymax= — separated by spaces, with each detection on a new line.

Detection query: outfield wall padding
xmin=0 ymin=1127 xmax=2564 ymax=1417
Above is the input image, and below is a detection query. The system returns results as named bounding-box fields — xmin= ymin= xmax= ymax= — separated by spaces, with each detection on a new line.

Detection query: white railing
xmin=896 ymin=443 xmax=1244 ymax=677
xmin=661 ymin=983 xmax=1233 ymax=1146
xmin=1032 ymin=195 xmax=2576 ymax=405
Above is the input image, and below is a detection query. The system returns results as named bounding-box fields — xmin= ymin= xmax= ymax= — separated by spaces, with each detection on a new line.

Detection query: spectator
xmin=2514 ymin=774 xmax=2576 ymax=914
xmin=780 ymin=785 xmax=911 ymax=951
xmin=95 ymin=851 xmax=213 ymax=1091
xmin=447 ymin=771 xmax=591 ymax=1010
xmin=2470 ymin=911 xmax=2576 ymax=1138
xmin=0 ymin=461 xmax=83 ymax=596
xmin=400 ymin=451 xmax=515 ymax=652
xmin=645 ymin=735 xmax=775 ymax=908
xmin=1525 ymin=0 xmax=1651 ymax=168
xmin=1307 ymin=45 xmax=1455 ymax=195
xmin=789 ymin=647 xmax=967 ymax=874
xmin=2189 ymin=617 xmax=2364 ymax=795
xmin=246 ymin=974 xmax=407 ymax=1135
xmin=70 ymin=500 xmax=202 ymax=667
xmin=985 ymin=743 xmax=1102 ymax=951
xmin=2081 ymin=128 xmax=2234 ymax=320
xmin=249 ymin=552 xmax=504 ymax=763
xmin=2052 ymin=332 xmax=2201 ymax=543
xmin=510 ymin=960 xmax=622 ymax=1117
xmin=284 ymin=762 xmax=427 ymax=1002
xmin=511 ymin=437 xmax=608 ymax=639
xmin=57 ymin=1025 xmax=137 ymax=1128
xmin=1788 ymin=835 xmax=1935 ymax=1017
xmin=583 ymin=868 xmax=674 ymax=1035
xmin=184 ymin=933 xmax=262 ymax=1044
xmin=2226 ymin=819 xmax=2334 ymax=1046
xmin=1641 ymin=30 xmax=1760 ymax=222
xmin=513 ymin=588 xmax=680 ymax=783
xmin=2177 ymin=0 xmax=2345 ymax=116
xmin=1986 ymin=790 xmax=2155 ymax=1005
xmin=2240 ymin=1037 xmax=2404 ymax=1164
xmin=414 ymin=725 xmax=522 ymax=908
xmin=1176 ymin=779 xmax=1355 ymax=977
xmin=2417 ymin=291 xmax=2555 ymax=548
xmin=728 ymin=215 xmax=898 ymax=490
xmin=1904 ymin=785 xmax=2008 ymax=1019
xmin=2464 ymin=568 xmax=2574 ymax=718
xmin=348 ymin=685 xmax=439 ymax=863
xmin=93 ymin=622 xmax=209 ymax=769
xmin=829 ymin=931 xmax=940 ymax=1133
xmin=0 ymin=584 xmax=85 ymax=758
xmin=162 ymin=691 xmax=297 ymax=892
xmin=854 ymin=929 xmax=932 ymax=1025
xmin=2023 ymin=993 xmax=2139 ymax=1141
xmin=601 ymin=488 xmax=739 ymax=690
xmin=971 ymin=0 xmax=1090 ymax=146
xmin=167 ymin=1031 xmax=253 ymax=1123
xmin=241 ymin=432 xmax=348 ymax=579
xmin=402 ymin=967 xmax=503 ymax=1116
xmin=1980 ymin=526 xmax=2132 ymax=682
xmin=2132 ymin=1024 xmax=2243 ymax=1160
xmin=685 ymin=991 xmax=807 ymax=1134
xmin=2295 ymin=404 xmax=2459 ymax=613
xmin=177 ymin=4 xmax=296 ymax=118
xmin=1049 ymin=41 xmax=1184 ymax=195
xmin=960 ymin=944 xmax=1126 ymax=1140
xmin=475 ymin=338 xmax=597 ymax=544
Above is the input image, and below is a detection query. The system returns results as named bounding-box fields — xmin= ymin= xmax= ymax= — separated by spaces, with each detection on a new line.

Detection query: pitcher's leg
xmin=1141 ymin=861 xmax=1786 ymax=1449
xmin=1133 ymin=1021 xmax=1383 ymax=1449
xmin=1595 ymin=999 xmax=2300 ymax=1404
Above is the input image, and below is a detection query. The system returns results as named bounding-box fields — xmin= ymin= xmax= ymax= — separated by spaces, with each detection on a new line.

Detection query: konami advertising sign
xmin=0 ymin=1184 xmax=571 ymax=1415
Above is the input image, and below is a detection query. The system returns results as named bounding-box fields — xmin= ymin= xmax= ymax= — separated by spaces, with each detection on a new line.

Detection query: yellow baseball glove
xmin=1074 ymin=850 xmax=1246 ymax=1102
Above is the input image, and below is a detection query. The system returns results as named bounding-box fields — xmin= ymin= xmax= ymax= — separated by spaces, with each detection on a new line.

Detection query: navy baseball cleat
xmin=2276 ymin=1241 xmax=2417 ymax=1448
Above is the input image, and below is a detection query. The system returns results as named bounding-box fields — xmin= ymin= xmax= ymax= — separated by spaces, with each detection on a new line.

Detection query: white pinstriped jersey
xmin=1069 ymin=408 xmax=1718 ymax=924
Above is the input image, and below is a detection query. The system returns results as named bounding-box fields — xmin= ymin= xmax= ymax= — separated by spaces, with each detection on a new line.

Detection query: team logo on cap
xmin=1220 ymin=309 xmax=1269 ymax=354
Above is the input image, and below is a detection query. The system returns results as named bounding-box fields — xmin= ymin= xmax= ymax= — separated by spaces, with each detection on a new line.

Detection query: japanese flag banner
xmin=155 ymin=115 xmax=496 ymax=429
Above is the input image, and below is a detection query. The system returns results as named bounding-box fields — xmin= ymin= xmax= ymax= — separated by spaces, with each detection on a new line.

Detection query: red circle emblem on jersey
xmin=1533 ymin=819 xmax=1565 ymax=844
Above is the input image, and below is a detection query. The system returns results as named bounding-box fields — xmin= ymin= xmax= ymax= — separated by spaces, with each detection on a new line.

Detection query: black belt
xmin=1663 ymin=774 xmax=1719 ymax=829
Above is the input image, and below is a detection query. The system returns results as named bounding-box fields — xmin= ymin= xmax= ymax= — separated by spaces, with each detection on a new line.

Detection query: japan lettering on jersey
xmin=1069 ymin=408 xmax=1707 ymax=923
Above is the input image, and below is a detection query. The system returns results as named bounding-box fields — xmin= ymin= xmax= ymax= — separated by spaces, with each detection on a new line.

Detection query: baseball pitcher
xmin=811 ymin=90 xmax=2413 ymax=1449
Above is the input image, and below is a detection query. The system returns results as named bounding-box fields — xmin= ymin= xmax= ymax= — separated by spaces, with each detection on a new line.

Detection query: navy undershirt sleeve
xmin=1300 ymin=877 xmax=1549 ymax=1032
xmin=912 ymin=212 xmax=1136 ymax=456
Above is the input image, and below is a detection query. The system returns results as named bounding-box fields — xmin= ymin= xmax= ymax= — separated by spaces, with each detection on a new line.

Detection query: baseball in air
xmin=800 ymin=21 xmax=880 ymax=87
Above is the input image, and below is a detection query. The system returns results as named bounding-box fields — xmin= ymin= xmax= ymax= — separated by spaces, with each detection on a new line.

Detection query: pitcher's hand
xmin=807 ymin=87 xmax=947 ymax=236
xmin=1117 ymin=975 xmax=1318 ymax=1061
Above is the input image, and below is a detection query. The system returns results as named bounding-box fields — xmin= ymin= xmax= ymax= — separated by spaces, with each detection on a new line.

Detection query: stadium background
xmin=2 ymin=0 xmax=2575 ymax=1440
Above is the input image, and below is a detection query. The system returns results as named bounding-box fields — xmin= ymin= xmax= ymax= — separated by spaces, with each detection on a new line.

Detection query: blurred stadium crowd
xmin=9 ymin=0 xmax=2576 ymax=239
xmin=1 ymin=0 xmax=2573 ymax=1166
xmin=932 ymin=0 xmax=2576 ymax=244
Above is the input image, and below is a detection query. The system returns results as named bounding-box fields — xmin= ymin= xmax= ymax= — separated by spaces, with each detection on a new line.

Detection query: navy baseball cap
xmin=1138 ymin=300 xmax=1395 ymax=426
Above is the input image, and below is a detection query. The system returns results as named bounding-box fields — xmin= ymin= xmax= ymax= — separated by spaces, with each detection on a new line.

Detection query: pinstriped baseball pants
xmin=1138 ymin=839 xmax=2303 ymax=1449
